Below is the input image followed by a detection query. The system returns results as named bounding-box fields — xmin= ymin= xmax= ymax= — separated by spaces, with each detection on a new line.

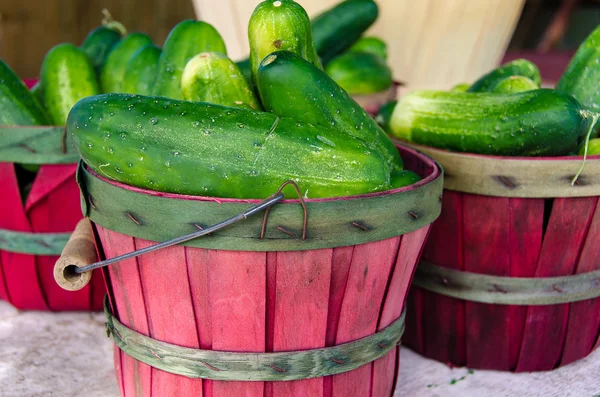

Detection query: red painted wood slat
xmin=331 ymin=238 xmax=400 ymax=397
xmin=517 ymin=198 xmax=597 ymax=371
xmin=209 ymin=251 xmax=266 ymax=397
xmin=271 ymin=249 xmax=332 ymax=397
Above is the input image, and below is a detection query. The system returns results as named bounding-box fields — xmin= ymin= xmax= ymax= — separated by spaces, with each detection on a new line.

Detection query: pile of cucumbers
xmin=63 ymin=0 xmax=416 ymax=200
xmin=384 ymin=25 xmax=600 ymax=158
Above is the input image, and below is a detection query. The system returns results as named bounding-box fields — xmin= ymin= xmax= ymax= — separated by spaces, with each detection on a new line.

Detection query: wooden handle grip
xmin=54 ymin=218 xmax=98 ymax=291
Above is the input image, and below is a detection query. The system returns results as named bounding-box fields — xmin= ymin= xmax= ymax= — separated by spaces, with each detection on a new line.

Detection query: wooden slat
xmin=419 ymin=191 xmax=466 ymax=365
xmin=372 ymin=226 xmax=429 ymax=397
xmin=136 ymin=239 xmax=202 ymax=396
xmin=463 ymin=194 xmax=512 ymax=370
xmin=516 ymin=198 xmax=597 ymax=371
xmin=507 ymin=198 xmax=544 ymax=368
xmin=185 ymin=247 xmax=213 ymax=397
xmin=0 ymin=163 xmax=47 ymax=310
xmin=331 ymin=238 xmax=400 ymax=397
xmin=209 ymin=251 xmax=265 ymax=397
xmin=271 ymin=249 xmax=332 ymax=397
xmin=100 ymin=228 xmax=152 ymax=397
xmin=400 ymin=141 xmax=600 ymax=198
xmin=561 ymin=197 xmax=600 ymax=366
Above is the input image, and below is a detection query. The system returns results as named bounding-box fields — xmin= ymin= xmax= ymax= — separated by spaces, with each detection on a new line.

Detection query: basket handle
xmin=54 ymin=180 xmax=308 ymax=292
xmin=54 ymin=218 xmax=98 ymax=291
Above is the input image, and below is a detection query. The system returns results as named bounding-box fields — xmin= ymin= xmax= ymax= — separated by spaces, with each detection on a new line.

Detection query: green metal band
xmin=0 ymin=228 xmax=71 ymax=255
xmin=413 ymin=261 xmax=600 ymax=306
xmin=105 ymin=298 xmax=405 ymax=381
xmin=0 ymin=126 xmax=80 ymax=164
xmin=79 ymin=161 xmax=443 ymax=252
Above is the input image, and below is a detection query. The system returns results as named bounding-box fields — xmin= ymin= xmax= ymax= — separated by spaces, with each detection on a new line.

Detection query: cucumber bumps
xmin=152 ymin=20 xmax=226 ymax=99
xmin=257 ymin=51 xmax=403 ymax=171
xmin=248 ymin=0 xmax=321 ymax=83
xmin=68 ymin=94 xmax=390 ymax=199
xmin=41 ymin=43 xmax=99 ymax=125
xmin=182 ymin=52 xmax=260 ymax=109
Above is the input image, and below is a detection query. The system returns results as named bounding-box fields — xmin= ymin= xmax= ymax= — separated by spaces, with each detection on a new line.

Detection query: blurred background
xmin=1 ymin=0 xmax=599 ymax=84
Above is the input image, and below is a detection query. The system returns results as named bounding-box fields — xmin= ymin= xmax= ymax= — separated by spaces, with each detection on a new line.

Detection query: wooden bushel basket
xmin=401 ymin=142 xmax=600 ymax=372
xmin=0 ymin=79 xmax=105 ymax=311
xmin=55 ymin=145 xmax=442 ymax=396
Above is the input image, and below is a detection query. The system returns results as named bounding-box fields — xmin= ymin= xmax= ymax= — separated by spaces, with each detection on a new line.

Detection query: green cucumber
xmin=312 ymin=0 xmax=379 ymax=64
xmin=122 ymin=44 xmax=162 ymax=95
xmin=152 ymin=20 xmax=227 ymax=99
xmin=257 ymin=51 xmax=403 ymax=170
xmin=81 ymin=26 xmax=123 ymax=72
xmin=579 ymin=138 xmax=600 ymax=155
xmin=248 ymin=0 xmax=321 ymax=85
xmin=181 ymin=52 xmax=260 ymax=110
xmin=450 ymin=83 xmax=470 ymax=92
xmin=100 ymin=32 xmax=153 ymax=93
xmin=68 ymin=93 xmax=390 ymax=199
xmin=391 ymin=170 xmax=421 ymax=188
xmin=30 ymin=81 xmax=44 ymax=106
xmin=489 ymin=75 xmax=538 ymax=93
xmin=557 ymin=25 xmax=600 ymax=113
xmin=375 ymin=100 xmax=397 ymax=133
xmin=41 ymin=43 xmax=100 ymax=125
xmin=325 ymin=51 xmax=393 ymax=95
xmin=467 ymin=59 xmax=541 ymax=92
xmin=390 ymin=89 xmax=590 ymax=156
xmin=0 ymin=59 xmax=49 ymax=125
xmin=236 ymin=58 xmax=252 ymax=86
xmin=348 ymin=36 xmax=387 ymax=60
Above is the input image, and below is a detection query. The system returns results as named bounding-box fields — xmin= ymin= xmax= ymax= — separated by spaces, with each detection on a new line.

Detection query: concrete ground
xmin=0 ymin=301 xmax=598 ymax=397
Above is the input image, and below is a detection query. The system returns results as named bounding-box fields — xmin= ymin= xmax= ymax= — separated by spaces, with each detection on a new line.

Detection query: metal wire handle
xmin=74 ymin=192 xmax=285 ymax=274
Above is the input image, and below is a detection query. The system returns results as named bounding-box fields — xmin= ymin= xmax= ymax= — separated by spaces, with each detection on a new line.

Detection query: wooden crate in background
xmin=193 ymin=0 xmax=525 ymax=91
xmin=0 ymin=0 xmax=195 ymax=78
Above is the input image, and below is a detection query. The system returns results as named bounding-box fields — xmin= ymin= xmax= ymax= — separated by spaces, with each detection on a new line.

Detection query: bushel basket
xmin=402 ymin=142 xmax=600 ymax=372
xmin=56 ymin=145 xmax=442 ymax=397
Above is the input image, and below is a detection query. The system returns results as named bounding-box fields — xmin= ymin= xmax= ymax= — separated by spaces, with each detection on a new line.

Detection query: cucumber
xmin=236 ymin=58 xmax=252 ymax=86
xmin=375 ymin=100 xmax=397 ymax=133
xmin=100 ymin=32 xmax=153 ymax=93
xmin=348 ymin=36 xmax=387 ymax=60
xmin=325 ymin=51 xmax=393 ymax=95
xmin=257 ymin=51 xmax=403 ymax=170
xmin=391 ymin=170 xmax=421 ymax=188
xmin=579 ymin=138 xmax=600 ymax=155
xmin=389 ymin=89 xmax=591 ymax=156
xmin=122 ymin=44 xmax=162 ymax=95
xmin=30 ymin=81 xmax=44 ymax=106
xmin=557 ymin=25 xmax=600 ymax=113
xmin=450 ymin=83 xmax=470 ymax=92
xmin=81 ymin=26 xmax=123 ymax=72
xmin=68 ymin=93 xmax=390 ymax=199
xmin=248 ymin=0 xmax=321 ymax=85
xmin=467 ymin=59 xmax=541 ymax=92
xmin=0 ymin=59 xmax=49 ymax=125
xmin=182 ymin=52 xmax=260 ymax=110
xmin=312 ymin=0 xmax=379 ymax=64
xmin=489 ymin=75 xmax=538 ymax=94
xmin=152 ymin=20 xmax=226 ymax=100
xmin=41 ymin=43 xmax=100 ymax=125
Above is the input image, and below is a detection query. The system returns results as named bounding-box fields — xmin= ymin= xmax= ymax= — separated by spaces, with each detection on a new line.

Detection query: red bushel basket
xmin=55 ymin=145 xmax=442 ymax=396
xmin=402 ymin=142 xmax=600 ymax=372
xmin=0 ymin=80 xmax=105 ymax=311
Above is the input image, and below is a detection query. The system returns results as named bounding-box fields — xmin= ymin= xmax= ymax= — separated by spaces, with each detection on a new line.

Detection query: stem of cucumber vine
xmin=571 ymin=110 xmax=600 ymax=186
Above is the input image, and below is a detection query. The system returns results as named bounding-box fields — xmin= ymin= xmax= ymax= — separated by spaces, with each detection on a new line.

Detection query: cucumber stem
xmin=571 ymin=110 xmax=600 ymax=186
xmin=102 ymin=9 xmax=128 ymax=37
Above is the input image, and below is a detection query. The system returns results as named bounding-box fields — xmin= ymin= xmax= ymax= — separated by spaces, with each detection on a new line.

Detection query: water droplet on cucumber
xmin=150 ymin=117 xmax=158 ymax=125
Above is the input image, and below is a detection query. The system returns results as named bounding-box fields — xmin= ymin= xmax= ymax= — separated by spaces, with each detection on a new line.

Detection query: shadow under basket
xmin=400 ymin=141 xmax=600 ymax=372
xmin=0 ymin=125 xmax=104 ymax=311
xmin=74 ymin=145 xmax=442 ymax=397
